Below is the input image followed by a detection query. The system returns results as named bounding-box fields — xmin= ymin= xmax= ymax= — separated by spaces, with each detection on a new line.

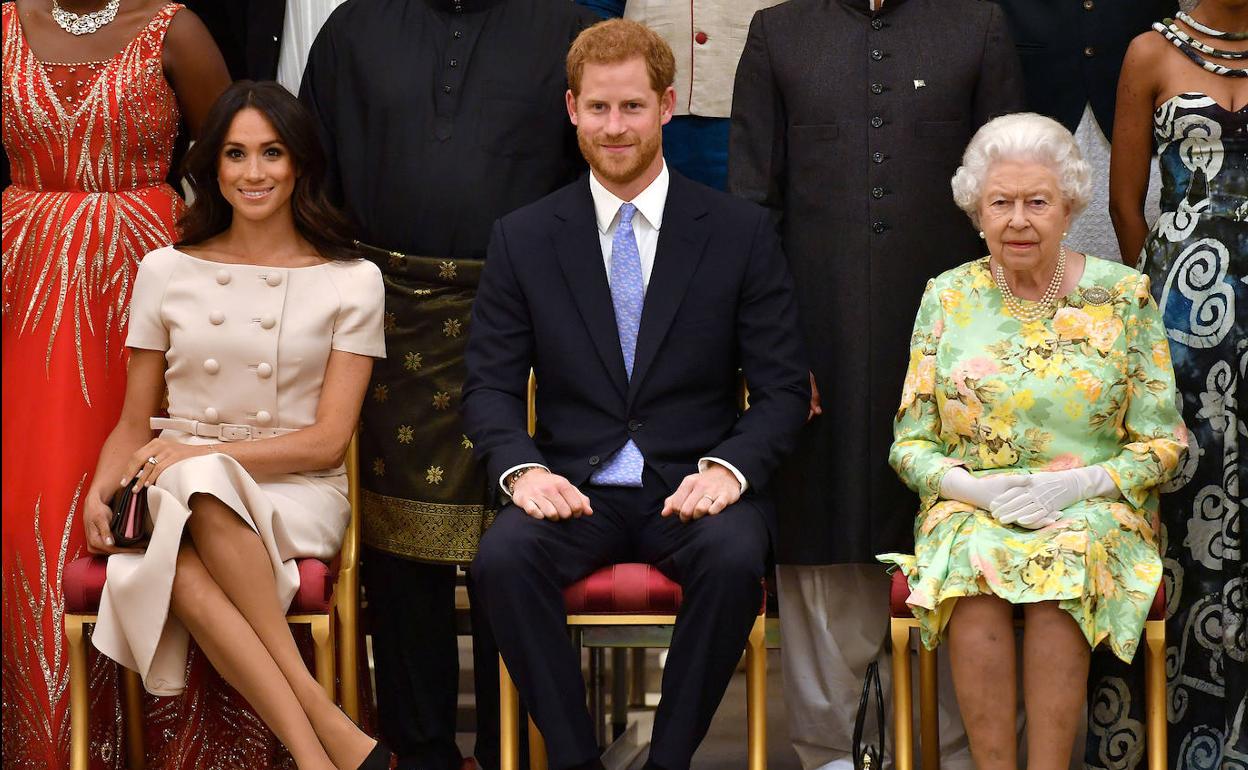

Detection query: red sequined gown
xmin=1 ymin=3 xmax=185 ymax=767
xmin=1 ymin=5 xmax=298 ymax=769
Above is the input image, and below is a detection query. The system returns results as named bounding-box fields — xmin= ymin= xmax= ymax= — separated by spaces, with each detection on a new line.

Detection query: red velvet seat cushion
xmin=63 ymin=555 xmax=340 ymax=615
xmin=888 ymin=569 xmax=1165 ymax=620
xmin=563 ymin=563 xmax=683 ymax=615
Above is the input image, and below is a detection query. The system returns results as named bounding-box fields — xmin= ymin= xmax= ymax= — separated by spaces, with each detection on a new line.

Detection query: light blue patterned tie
xmin=591 ymin=203 xmax=645 ymax=487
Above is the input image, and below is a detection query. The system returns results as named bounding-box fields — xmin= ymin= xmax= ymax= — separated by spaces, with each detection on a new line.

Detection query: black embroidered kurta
xmin=301 ymin=0 xmax=593 ymax=562
xmin=729 ymin=0 xmax=1026 ymax=564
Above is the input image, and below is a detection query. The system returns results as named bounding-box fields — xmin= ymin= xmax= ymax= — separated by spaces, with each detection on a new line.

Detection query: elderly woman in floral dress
xmin=880 ymin=113 xmax=1187 ymax=770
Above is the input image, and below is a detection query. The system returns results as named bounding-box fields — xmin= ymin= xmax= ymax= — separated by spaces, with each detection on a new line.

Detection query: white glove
xmin=994 ymin=466 xmax=1120 ymax=529
xmin=939 ymin=467 xmax=1029 ymax=512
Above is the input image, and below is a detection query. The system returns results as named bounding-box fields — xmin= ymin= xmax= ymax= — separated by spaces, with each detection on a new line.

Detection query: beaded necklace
xmin=1176 ymin=10 xmax=1248 ymax=41
xmin=992 ymin=246 xmax=1066 ymax=324
xmin=1163 ymin=21 xmax=1248 ymax=59
xmin=1154 ymin=21 xmax=1248 ymax=78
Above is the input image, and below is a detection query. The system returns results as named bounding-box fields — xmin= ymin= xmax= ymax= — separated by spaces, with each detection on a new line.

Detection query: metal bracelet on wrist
xmin=505 ymin=466 xmax=538 ymax=496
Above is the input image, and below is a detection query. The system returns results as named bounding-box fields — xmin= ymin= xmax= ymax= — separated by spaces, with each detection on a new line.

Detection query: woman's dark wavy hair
xmin=176 ymin=80 xmax=359 ymax=261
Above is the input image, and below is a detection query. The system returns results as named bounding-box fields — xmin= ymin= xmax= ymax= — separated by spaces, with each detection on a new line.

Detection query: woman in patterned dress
xmin=1106 ymin=2 xmax=1246 ymax=766
xmin=881 ymin=113 xmax=1187 ymax=768
xmin=1 ymin=2 xmax=227 ymax=767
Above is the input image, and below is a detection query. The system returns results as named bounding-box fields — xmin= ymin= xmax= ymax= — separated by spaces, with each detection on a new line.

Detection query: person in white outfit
xmin=84 ymin=81 xmax=391 ymax=770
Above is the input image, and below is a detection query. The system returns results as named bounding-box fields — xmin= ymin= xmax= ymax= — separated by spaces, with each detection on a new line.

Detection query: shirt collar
xmin=589 ymin=161 xmax=669 ymax=235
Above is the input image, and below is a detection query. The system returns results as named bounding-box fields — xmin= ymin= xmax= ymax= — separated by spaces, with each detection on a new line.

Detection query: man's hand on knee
xmin=661 ymin=463 xmax=741 ymax=522
xmin=512 ymin=469 xmax=593 ymax=521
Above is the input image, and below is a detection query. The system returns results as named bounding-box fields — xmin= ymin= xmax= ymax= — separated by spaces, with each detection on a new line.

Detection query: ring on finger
xmin=700 ymin=494 xmax=716 ymax=503
xmin=146 ymin=456 xmax=158 ymax=465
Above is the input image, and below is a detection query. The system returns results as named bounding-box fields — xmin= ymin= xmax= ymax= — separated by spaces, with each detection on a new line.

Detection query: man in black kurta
xmin=728 ymin=0 xmax=1024 ymax=766
xmin=300 ymin=2 xmax=594 ymax=767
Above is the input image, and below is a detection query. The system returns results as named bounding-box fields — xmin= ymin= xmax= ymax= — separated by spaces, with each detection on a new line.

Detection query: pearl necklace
xmin=51 ymin=0 xmax=120 ymax=36
xmin=992 ymin=245 xmax=1066 ymax=324
xmin=1177 ymin=10 xmax=1248 ymax=41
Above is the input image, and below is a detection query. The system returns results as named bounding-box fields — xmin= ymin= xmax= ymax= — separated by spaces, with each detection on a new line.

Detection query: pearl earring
xmin=978 ymin=231 xmax=985 ymax=239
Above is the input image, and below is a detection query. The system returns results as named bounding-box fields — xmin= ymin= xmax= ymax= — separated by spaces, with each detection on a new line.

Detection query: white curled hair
xmin=950 ymin=112 xmax=1092 ymax=224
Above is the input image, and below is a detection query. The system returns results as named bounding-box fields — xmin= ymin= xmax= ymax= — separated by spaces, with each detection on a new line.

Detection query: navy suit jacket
xmin=461 ymin=170 xmax=810 ymax=532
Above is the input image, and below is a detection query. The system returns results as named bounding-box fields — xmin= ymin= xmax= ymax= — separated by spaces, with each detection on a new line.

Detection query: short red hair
xmin=566 ymin=18 xmax=676 ymax=97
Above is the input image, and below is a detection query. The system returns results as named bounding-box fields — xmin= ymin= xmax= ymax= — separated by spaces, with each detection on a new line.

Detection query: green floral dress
xmin=879 ymin=256 xmax=1187 ymax=663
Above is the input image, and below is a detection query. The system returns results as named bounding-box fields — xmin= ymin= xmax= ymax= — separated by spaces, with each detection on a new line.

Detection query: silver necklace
xmin=992 ymin=245 xmax=1067 ymax=324
xmin=51 ymin=0 xmax=121 ymax=36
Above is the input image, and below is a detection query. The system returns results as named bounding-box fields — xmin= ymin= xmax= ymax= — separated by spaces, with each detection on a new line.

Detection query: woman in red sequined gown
xmin=1 ymin=2 xmax=227 ymax=767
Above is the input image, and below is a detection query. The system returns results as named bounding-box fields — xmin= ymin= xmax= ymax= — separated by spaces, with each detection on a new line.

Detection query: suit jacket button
xmin=872 ymin=221 xmax=887 ymax=234
xmin=871 ymin=17 xmax=883 ymax=30
xmin=589 ymin=455 xmax=601 ymax=466
xmin=628 ymin=420 xmax=642 ymax=432
xmin=871 ymin=187 xmax=885 ymax=199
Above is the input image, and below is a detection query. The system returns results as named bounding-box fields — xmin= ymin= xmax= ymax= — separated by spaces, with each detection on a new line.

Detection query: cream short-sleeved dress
xmin=92 ymin=246 xmax=385 ymax=696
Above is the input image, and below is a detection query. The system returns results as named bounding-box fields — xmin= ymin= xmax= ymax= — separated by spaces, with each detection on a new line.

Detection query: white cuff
xmin=698 ymin=457 xmax=749 ymax=493
xmin=498 ymin=463 xmax=549 ymax=498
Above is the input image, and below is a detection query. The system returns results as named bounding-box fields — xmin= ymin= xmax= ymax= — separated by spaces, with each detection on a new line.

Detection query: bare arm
xmin=162 ymin=7 xmax=230 ymax=138
xmin=87 ymin=350 xmax=167 ymax=507
xmin=85 ymin=348 xmax=373 ymax=551
xmin=1109 ymin=34 xmax=1161 ymax=269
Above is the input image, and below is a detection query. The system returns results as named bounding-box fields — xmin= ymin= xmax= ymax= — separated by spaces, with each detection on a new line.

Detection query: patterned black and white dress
xmin=1090 ymin=91 xmax=1246 ymax=770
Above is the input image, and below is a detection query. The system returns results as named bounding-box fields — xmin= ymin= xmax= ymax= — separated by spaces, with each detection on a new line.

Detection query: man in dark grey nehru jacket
xmin=729 ymin=1 xmax=1024 ymax=767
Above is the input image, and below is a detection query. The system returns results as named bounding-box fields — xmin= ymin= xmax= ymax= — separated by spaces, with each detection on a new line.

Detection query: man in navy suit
xmin=462 ymin=18 xmax=810 ymax=770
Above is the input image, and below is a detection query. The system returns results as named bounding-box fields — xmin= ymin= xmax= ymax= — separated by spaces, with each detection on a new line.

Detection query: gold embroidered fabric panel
xmin=355 ymin=245 xmax=497 ymax=564
xmin=361 ymin=491 xmax=496 ymax=564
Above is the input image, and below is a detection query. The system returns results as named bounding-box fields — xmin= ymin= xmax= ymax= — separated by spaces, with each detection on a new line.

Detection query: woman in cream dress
xmin=83 ymin=81 xmax=392 ymax=770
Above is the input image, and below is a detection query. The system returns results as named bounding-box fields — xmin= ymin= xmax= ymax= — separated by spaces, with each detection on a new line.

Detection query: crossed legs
xmin=946 ymin=596 xmax=1089 ymax=770
xmin=169 ymin=492 xmax=375 ymax=769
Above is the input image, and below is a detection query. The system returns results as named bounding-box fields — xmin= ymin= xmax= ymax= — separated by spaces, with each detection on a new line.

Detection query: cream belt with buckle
xmin=151 ymin=417 xmax=298 ymax=442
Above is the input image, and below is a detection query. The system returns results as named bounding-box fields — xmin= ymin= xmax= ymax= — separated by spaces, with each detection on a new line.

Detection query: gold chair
xmin=888 ymin=571 xmax=1167 ymax=770
xmin=498 ymin=374 xmax=768 ymax=770
xmin=63 ymin=436 xmax=363 ymax=770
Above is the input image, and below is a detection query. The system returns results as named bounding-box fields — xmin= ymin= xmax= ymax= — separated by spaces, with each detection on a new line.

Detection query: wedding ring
xmin=146 ymin=456 xmax=158 ymax=465
xmin=701 ymin=495 xmax=715 ymax=502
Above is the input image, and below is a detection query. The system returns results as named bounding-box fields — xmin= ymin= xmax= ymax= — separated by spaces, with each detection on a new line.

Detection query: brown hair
xmin=566 ymin=19 xmax=676 ymax=97
xmin=176 ymin=81 xmax=359 ymax=262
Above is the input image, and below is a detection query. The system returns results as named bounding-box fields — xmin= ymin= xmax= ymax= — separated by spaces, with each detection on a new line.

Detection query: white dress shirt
xmin=498 ymin=162 xmax=748 ymax=497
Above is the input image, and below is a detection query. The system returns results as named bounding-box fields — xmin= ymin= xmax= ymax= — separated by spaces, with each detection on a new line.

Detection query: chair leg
xmin=310 ymin=616 xmax=335 ymax=700
xmin=1145 ymin=619 xmax=1167 ymax=770
xmin=123 ymin=667 xmax=146 ymax=769
xmin=500 ymin=656 xmax=520 ymax=770
xmin=890 ymin=620 xmax=914 ymax=770
xmin=746 ymin=613 xmax=768 ymax=770
xmin=528 ymin=716 xmax=549 ymax=770
xmin=338 ymin=597 xmax=361 ymax=721
xmin=65 ymin=615 xmax=91 ymax=770
xmin=918 ymin=642 xmax=939 ymax=770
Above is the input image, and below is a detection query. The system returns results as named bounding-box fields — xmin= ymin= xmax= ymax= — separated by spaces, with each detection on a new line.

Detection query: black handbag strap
xmin=852 ymin=660 xmax=885 ymax=769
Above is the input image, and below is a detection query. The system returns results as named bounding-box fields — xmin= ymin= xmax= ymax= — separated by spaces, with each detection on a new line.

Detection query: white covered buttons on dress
xmin=265 ymin=272 xmax=283 ymax=287
xmin=255 ymin=410 xmax=272 ymax=425
xmin=260 ymin=315 xmax=276 ymax=329
xmin=203 ymin=407 xmax=219 ymax=422
xmin=209 ymin=310 xmax=225 ymax=325
xmin=256 ymin=362 xmax=273 ymax=379
xmin=216 ymin=269 xmax=231 ymax=285
xmin=203 ymin=358 xmax=220 ymax=374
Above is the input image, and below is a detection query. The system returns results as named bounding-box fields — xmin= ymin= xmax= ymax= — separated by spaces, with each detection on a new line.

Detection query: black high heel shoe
xmin=357 ymin=741 xmax=395 ymax=770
